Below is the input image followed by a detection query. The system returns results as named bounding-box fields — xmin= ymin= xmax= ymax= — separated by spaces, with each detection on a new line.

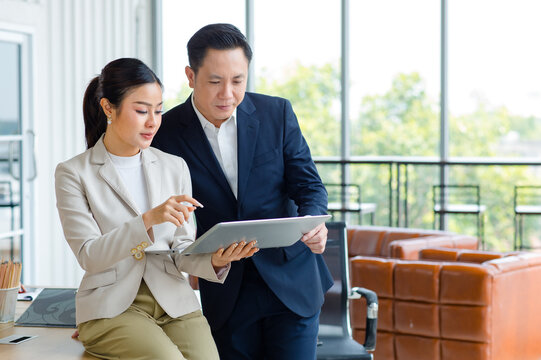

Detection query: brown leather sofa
xmin=345 ymin=226 xmax=478 ymax=358
xmin=347 ymin=225 xmax=478 ymax=260
xmin=349 ymin=247 xmax=541 ymax=360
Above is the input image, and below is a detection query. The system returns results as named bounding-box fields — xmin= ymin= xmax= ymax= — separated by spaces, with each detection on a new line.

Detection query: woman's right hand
xmin=142 ymin=195 xmax=202 ymax=230
xmin=211 ymin=240 xmax=259 ymax=270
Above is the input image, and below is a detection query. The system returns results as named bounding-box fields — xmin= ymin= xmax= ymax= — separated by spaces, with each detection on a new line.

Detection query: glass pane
xmin=0 ymin=178 xmax=20 ymax=216
xmin=401 ymin=164 xmax=440 ymax=229
xmin=0 ymin=41 xmax=21 ymax=135
xmin=349 ymin=163 xmax=394 ymax=226
xmin=349 ymin=0 xmax=440 ymax=156
xmin=254 ymin=0 xmax=341 ymax=157
xmin=0 ymin=38 xmax=23 ymax=260
xmin=447 ymin=165 xmax=529 ymax=251
xmin=0 ymin=141 xmax=21 ymax=237
xmin=0 ymin=234 xmax=22 ymax=262
xmin=161 ymin=0 xmax=245 ymax=111
xmin=449 ymin=0 xmax=541 ymax=157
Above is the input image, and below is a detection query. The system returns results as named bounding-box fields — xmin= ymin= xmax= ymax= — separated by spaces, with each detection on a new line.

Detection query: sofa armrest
xmin=458 ymin=250 xmax=505 ymax=263
xmin=390 ymin=237 xmax=453 ymax=259
xmin=419 ymin=247 xmax=461 ymax=261
xmin=347 ymin=226 xmax=389 ymax=257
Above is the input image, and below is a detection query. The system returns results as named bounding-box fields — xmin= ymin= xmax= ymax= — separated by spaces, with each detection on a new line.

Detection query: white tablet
xmin=146 ymin=215 xmax=331 ymax=255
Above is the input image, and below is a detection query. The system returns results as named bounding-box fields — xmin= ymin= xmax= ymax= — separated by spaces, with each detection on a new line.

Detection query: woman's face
xmin=103 ymin=82 xmax=163 ymax=156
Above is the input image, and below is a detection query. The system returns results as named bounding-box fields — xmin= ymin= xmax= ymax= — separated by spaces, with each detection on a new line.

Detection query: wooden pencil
xmin=0 ymin=261 xmax=21 ymax=289
xmin=0 ymin=262 xmax=6 ymax=289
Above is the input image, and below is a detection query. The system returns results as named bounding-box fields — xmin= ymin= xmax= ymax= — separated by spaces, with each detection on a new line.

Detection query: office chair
xmin=317 ymin=221 xmax=378 ymax=360
xmin=433 ymin=184 xmax=486 ymax=249
xmin=514 ymin=185 xmax=541 ymax=250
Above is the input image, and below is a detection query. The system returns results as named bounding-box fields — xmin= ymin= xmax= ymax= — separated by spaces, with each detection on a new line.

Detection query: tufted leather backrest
xmin=347 ymin=226 xmax=478 ymax=259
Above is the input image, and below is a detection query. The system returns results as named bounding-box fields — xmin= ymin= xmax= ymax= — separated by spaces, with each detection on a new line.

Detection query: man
xmin=152 ymin=23 xmax=333 ymax=360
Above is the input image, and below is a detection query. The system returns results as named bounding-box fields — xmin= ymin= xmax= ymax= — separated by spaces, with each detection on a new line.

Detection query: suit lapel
xmin=237 ymin=94 xmax=258 ymax=206
xmin=141 ymin=148 xmax=161 ymax=208
xmin=179 ymin=98 xmax=235 ymax=198
xmin=91 ymin=138 xmax=140 ymax=215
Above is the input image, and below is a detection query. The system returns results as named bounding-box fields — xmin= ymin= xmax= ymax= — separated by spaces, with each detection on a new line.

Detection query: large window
xmin=446 ymin=1 xmax=541 ymax=249
xmin=160 ymin=1 xmax=541 ymax=250
xmin=162 ymin=0 xmax=340 ymax=157
xmin=346 ymin=0 xmax=440 ymax=226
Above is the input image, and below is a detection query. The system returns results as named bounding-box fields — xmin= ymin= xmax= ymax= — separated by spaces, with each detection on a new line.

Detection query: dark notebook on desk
xmin=15 ymin=288 xmax=77 ymax=328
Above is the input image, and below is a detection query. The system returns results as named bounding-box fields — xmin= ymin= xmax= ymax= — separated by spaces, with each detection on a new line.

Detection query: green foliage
xmin=352 ymin=72 xmax=439 ymax=156
xmin=256 ymin=62 xmax=341 ymax=157
xmin=163 ymin=84 xmax=192 ymax=112
xmin=451 ymin=103 xmax=512 ymax=157
xmin=350 ymin=70 xmax=539 ymax=250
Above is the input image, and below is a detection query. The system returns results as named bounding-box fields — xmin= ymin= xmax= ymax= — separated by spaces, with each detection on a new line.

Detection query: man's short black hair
xmin=187 ymin=23 xmax=253 ymax=73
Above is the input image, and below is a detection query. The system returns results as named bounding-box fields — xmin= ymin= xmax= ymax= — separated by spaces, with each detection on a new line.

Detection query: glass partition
xmin=0 ymin=34 xmax=25 ymax=261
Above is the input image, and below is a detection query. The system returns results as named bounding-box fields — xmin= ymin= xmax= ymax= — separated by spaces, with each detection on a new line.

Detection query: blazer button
xmin=134 ymin=251 xmax=144 ymax=260
xmin=130 ymin=248 xmax=137 ymax=255
xmin=141 ymin=241 xmax=149 ymax=248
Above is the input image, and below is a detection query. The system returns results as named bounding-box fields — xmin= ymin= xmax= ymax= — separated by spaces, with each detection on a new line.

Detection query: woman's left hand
xmin=211 ymin=239 xmax=259 ymax=270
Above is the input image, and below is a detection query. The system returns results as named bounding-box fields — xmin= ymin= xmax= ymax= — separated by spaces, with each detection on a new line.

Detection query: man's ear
xmin=185 ymin=66 xmax=196 ymax=89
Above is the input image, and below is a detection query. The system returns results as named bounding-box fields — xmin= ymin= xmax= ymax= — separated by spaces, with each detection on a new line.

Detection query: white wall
xmin=0 ymin=0 xmax=158 ymax=286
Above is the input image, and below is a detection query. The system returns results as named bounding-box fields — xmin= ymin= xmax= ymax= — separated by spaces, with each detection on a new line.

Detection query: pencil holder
xmin=0 ymin=287 xmax=19 ymax=323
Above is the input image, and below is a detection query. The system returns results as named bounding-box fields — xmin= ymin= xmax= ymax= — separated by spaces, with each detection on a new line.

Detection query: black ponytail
xmin=82 ymin=76 xmax=107 ymax=149
xmin=82 ymin=58 xmax=162 ymax=149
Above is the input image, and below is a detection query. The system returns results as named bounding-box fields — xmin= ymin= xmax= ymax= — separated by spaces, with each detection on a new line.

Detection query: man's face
xmin=186 ymin=47 xmax=249 ymax=127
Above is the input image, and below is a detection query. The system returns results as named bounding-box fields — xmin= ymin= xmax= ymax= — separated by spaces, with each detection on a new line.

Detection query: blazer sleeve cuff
xmin=174 ymin=253 xmax=229 ymax=284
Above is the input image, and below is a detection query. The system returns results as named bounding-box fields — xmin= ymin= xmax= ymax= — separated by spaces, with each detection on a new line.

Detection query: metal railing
xmin=315 ymin=156 xmax=541 ymax=250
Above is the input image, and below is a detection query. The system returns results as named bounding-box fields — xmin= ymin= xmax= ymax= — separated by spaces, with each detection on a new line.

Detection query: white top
xmin=192 ymin=95 xmax=238 ymax=198
xmin=108 ymin=151 xmax=150 ymax=213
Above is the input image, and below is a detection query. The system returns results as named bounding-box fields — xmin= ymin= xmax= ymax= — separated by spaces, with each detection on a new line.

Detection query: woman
xmin=55 ymin=58 xmax=257 ymax=360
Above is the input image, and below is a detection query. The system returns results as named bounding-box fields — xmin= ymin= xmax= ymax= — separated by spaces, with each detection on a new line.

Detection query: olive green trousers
xmin=78 ymin=281 xmax=219 ymax=360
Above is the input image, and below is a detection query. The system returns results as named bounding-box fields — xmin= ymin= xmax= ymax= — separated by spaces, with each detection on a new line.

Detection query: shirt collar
xmin=191 ymin=93 xmax=237 ymax=130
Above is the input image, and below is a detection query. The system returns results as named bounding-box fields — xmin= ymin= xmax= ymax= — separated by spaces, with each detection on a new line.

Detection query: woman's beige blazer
xmin=55 ymin=137 xmax=227 ymax=325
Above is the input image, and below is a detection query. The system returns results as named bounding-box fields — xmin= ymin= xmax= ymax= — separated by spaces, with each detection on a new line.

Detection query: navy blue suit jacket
xmin=152 ymin=93 xmax=333 ymax=331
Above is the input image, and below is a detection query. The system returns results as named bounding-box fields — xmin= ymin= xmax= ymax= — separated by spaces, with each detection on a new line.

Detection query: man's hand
xmin=301 ymin=223 xmax=327 ymax=254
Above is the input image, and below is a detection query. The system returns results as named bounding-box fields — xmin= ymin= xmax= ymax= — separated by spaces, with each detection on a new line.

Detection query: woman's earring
xmin=107 ymin=116 xmax=112 ymax=125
